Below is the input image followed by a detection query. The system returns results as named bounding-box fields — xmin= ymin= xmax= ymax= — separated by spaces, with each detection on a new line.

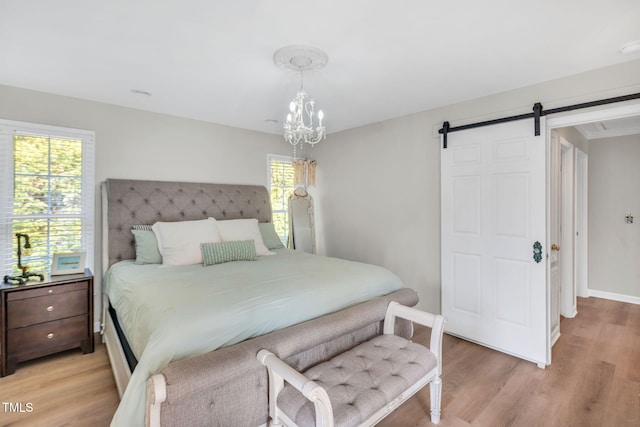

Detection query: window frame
xmin=0 ymin=119 xmax=95 ymax=276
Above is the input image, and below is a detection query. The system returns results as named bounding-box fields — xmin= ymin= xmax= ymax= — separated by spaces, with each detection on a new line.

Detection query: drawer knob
xmin=46 ymin=305 xmax=54 ymax=312
xmin=47 ymin=333 xmax=54 ymax=339
xmin=48 ymin=289 xmax=53 ymax=294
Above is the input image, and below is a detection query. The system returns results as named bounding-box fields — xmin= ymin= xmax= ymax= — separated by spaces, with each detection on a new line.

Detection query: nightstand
xmin=0 ymin=269 xmax=94 ymax=376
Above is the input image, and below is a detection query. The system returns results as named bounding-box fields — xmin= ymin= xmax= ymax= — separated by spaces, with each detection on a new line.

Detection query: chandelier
xmin=274 ymin=45 xmax=328 ymax=157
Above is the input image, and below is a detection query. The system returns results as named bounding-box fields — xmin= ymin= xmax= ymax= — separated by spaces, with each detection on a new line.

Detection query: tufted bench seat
xmin=258 ymin=302 xmax=446 ymax=427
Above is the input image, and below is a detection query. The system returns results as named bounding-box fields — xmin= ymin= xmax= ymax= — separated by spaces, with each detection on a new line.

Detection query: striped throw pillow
xmin=201 ymin=240 xmax=257 ymax=266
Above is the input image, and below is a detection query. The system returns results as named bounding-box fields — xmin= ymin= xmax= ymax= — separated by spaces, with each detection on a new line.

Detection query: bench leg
xmin=430 ymin=376 xmax=442 ymax=424
xmin=266 ymin=366 xmax=285 ymax=426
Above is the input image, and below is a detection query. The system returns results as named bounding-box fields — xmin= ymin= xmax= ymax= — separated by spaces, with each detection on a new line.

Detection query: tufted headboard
xmin=101 ymin=179 xmax=272 ymax=272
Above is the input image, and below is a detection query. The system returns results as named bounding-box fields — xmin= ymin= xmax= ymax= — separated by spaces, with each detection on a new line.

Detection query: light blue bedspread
xmin=105 ymin=249 xmax=403 ymax=426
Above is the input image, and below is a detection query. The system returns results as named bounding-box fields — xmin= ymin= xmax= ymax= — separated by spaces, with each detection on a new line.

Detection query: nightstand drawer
xmin=6 ymin=280 xmax=88 ymax=301
xmin=7 ymin=289 xmax=88 ymax=328
xmin=7 ymin=315 xmax=88 ymax=357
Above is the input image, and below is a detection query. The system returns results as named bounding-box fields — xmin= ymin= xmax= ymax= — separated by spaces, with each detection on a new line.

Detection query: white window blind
xmin=0 ymin=119 xmax=95 ymax=277
xmin=267 ymin=155 xmax=295 ymax=246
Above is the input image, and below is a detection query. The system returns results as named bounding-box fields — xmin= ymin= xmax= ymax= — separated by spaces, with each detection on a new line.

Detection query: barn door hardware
xmin=439 ymin=92 xmax=640 ymax=149
xmin=533 ymin=102 xmax=542 ymax=136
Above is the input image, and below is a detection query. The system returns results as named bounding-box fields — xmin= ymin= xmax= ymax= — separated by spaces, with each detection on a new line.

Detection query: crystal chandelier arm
xmin=304 ymin=99 xmax=315 ymax=130
xmin=305 ymin=126 xmax=325 ymax=145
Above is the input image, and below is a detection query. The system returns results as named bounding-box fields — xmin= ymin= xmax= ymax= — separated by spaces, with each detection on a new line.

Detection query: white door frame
xmin=548 ymin=131 xmax=561 ymax=348
xmin=546 ymin=103 xmax=640 ymax=132
xmin=546 ymin=102 xmax=640 ymax=307
xmin=575 ymin=148 xmax=588 ymax=298
xmin=559 ymin=138 xmax=575 ymax=318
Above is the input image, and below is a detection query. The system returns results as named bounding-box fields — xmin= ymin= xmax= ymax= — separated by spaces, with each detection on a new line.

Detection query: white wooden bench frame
xmin=257 ymin=302 xmax=446 ymax=426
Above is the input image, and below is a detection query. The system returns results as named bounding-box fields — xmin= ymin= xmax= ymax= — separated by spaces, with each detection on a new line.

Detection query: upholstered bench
xmin=257 ymin=302 xmax=446 ymax=427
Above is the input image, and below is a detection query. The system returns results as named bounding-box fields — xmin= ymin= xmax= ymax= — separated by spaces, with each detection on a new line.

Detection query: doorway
xmin=547 ymin=102 xmax=640 ymax=331
xmin=549 ymin=128 xmax=583 ymax=349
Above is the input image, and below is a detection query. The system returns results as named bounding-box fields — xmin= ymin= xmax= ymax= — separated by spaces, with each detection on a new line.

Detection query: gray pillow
xmin=132 ymin=227 xmax=162 ymax=264
xmin=258 ymin=222 xmax=285 ymax=250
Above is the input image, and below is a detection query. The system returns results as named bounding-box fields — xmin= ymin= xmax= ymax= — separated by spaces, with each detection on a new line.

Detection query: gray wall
xmin=313 ymin=59 xmax=640 ymax=313
xmin=588 ymin=134 xmax=640 ymax=298
xmin=1 ymin=59 xmax=640 ymax=321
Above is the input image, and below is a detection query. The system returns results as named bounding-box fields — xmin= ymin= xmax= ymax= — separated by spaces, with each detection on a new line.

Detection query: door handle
xmin=551 ymin=244 xmax=560 ymax=251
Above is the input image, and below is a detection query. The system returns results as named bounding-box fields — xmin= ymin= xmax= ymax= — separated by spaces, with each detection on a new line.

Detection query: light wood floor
xmin=1 ymin=296 xmax=639 ymax=427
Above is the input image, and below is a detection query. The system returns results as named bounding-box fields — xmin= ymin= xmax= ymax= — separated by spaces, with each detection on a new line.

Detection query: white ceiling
xmin=1 ymin=0 xmax=639 ymax=135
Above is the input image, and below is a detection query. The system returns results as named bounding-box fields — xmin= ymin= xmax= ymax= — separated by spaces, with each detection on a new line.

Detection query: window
xmin=268 ymin=155 xmax=295 ymax=246
xmin=0 ymin=120 xmax=95 ymax=276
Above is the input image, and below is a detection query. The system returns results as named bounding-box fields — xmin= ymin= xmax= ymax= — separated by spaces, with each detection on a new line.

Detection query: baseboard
xmin=588 ymin=289 xmax=640 ymax=305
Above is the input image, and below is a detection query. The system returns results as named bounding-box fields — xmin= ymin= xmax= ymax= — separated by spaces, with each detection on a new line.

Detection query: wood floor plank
xmin=382 ymin=297 xmax=640 ymax=427
xmin=470 ymin=362 xmax=543 ymax=427
xmin=558 ymin=359 xmax=616 ymax=427
xmin=0 ymin=344 xmax=119 ymax=427
xmin=605 ymin=375 xmax=640 ymax=427
xmin=616 ymin=330 xmax=640 ymax=383
xmin=626 ymin=302 xmax=640 ymax=334
xmin=1 ymin=297 xmax=638 ymax=427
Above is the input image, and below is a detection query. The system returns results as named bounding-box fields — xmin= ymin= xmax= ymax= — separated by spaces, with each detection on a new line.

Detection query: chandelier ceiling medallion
xmin=274 ymin=45 xmax=328 ymax=157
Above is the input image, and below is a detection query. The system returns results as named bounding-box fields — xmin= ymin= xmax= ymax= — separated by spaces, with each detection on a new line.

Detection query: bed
xmin=101 ymin=179 xmax=419 ymax=427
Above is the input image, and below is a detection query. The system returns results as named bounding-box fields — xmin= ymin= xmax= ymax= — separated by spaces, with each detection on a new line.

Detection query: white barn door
xmin=441 ymin=119 xmax=548 ymax=366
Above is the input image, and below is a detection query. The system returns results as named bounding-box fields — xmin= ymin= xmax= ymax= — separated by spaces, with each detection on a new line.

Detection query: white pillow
xmin=215 ymin=218 xmax=274 ymax=256
xmin=152 ymin=218 xmax=220 ymax=266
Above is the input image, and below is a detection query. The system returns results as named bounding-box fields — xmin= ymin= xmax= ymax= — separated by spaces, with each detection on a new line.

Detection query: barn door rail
xmin=439 ymin=92 xmax=640 ymax=148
